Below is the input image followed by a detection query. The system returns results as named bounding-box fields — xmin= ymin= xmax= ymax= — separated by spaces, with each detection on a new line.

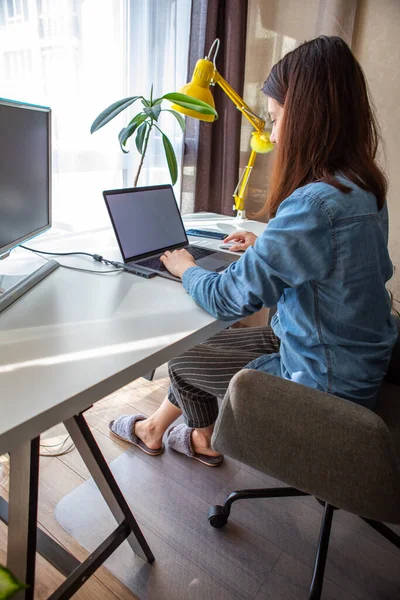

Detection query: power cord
xmin=20 ymin=245 xmax=155 ymax=278
xmin=39 ymin=434 xmax=75 ymax=457
xmin=0 ymin=435 xmax=76 ymax=460
xmin=20 ymin=246 xmax=97 ymax=259
xmin=54 ymin=263 xmax=122 ymax=274
xmin=20 ymin=245 xmax=123 ymax=274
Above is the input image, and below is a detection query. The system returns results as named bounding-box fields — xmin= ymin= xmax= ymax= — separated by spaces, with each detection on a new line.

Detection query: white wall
xmin=352 ymin=0 xmax=400 ymax=299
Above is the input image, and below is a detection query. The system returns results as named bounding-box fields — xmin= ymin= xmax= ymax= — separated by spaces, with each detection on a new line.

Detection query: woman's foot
xmin=167 ymin=424 xmax=224 ymax=467
xmin=110 ymin=397 xmax=182 ymax=457
xmin=191 ymin=428 xmax=222 ymax=457
xmin=133 ymin=419 xmax=222 ymax=458
xmin=109 ymin=414 xmax=164 ymax=456
xmin=134 ymin=418 xmax=164 ymax=451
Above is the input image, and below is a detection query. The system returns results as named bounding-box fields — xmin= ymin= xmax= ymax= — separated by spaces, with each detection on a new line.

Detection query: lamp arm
xmin=213 ymin=70 xmax=265 ymax=132
xmin=213 ymin=70 xmax=265 ymax=218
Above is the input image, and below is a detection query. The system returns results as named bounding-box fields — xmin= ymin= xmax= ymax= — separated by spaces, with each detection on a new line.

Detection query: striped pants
xmin=167 ymin=326 xmax=280 ymax=428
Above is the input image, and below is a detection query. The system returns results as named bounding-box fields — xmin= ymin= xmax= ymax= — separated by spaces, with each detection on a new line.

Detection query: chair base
xmin=208 ymin=486 xmax=400 ymax=600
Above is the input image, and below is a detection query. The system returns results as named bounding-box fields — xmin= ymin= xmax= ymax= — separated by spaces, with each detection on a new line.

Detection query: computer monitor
xmin=0 ymin=98 xmax=58 ymax=313
xmin=0 ymin=98 xmax=51 ymax=257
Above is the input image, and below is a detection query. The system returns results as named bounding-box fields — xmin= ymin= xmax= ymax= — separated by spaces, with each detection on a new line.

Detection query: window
xmin=4 ymin=49 xmax=32 ymax=79
xmin=0 ymin=0 xmax=192 ymax=232
xmin=3 ymin=0 xmax=29 ymax=23
xmin=37 ymin=0 xmax=80 ymax=40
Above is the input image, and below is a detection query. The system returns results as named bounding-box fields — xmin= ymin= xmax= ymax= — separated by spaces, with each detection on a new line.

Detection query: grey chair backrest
xmin=213 ymin=315 xmax=400 ymax=523
xmin=375 ymin=315 xmax=400 ymax=471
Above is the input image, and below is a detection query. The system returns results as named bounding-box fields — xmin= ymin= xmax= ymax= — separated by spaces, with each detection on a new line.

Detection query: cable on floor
xmin=39 ymin=434 xmax=76 ymax=457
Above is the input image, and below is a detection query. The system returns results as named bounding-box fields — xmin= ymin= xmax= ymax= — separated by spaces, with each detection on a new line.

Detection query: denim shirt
xmin=182 ymin=178 xmax=397 ymax=409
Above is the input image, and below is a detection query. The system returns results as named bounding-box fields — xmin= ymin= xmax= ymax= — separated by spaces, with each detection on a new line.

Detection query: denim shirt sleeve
xmin=182 ymin=190 xmax=334 ymax=320
xmin=379 ymin=202 xmax=389 ymax=245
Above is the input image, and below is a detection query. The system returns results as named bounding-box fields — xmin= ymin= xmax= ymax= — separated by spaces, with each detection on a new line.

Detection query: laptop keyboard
xmin=137 ymin=246 xmax=216 ymax=272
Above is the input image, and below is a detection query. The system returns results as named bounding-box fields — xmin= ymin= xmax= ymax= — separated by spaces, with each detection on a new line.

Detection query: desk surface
xmin=0 ymin=213 xmax=266 ymax=455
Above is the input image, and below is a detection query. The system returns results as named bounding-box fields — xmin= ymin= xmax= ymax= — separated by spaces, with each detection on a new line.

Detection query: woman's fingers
xmin=223 ymin=231 xmax=258 ymax=251
xmin=224 ymin=231 xmax=247 ymax=243
xmin=229 ymin=243 xmax=249 ymax=252
xmin=159 ymin=248 xmax=196 ymax=278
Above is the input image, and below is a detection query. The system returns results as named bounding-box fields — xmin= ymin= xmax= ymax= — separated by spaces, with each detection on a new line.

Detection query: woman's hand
xmin=222 ymin=230 xmax=258 ymax=252
xmin=160 ymin=249 xmax=196 ymax=279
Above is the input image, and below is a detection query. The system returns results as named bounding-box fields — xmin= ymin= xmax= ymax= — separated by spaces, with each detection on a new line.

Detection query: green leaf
xmin=128 ymin=113 xmax=148 ymax=127
xmin=168 ymin=99 xmax=217 ymax=116
xmin=144 ymin=104 xmax=161 ymax=121
xmin=162 ymin=109 xmax=186 ymax=132
xmin=90 ymin=96 xmax=142 ymax=133
xmin=162 ymin=133 xmax=178 ymax=185
xmin=0 ymin=565 xmax=28 ymax=599
xmin=135 ymin=122 xmax=148 ymax=155
xmin=118 ymin=128 xmax=130 ymax=153
xmin=150 ymin=83 xmax=153 ymax=104
xmin=118 ymin=114 xmax=148 ymax=153
xmin=162 ymin=93 xmax=217 ymax=116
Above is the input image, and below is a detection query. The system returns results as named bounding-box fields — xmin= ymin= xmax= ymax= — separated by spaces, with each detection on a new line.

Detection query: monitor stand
xmin=0 ymin=250 xmax=59 ymax=314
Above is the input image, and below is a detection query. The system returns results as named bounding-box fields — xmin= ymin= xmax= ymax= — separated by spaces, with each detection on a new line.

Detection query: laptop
xmin=103 ymin=185 xmax=239 ymax=282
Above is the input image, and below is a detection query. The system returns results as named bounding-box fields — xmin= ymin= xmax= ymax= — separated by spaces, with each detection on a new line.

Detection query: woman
xmin=110 ymin=36 xmax=397 ymax=466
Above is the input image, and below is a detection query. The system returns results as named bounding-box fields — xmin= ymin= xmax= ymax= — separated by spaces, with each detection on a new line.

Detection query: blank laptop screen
xmin=104 ymin=186 xmax=187 ymax=260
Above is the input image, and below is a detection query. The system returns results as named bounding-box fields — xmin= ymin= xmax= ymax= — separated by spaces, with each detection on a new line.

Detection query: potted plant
xmin=90 ymin=87 xmax=217 ymax=186
xmin=0 ymin=565 xmax=27 ymax=599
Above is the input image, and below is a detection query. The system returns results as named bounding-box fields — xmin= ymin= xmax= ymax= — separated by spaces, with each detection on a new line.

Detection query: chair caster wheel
xmin=208 ymin=505 xmax=228 ymax=528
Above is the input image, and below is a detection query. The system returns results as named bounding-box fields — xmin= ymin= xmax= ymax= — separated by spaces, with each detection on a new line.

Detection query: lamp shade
xmin=171 ymin=59 xmax=216 ymax=122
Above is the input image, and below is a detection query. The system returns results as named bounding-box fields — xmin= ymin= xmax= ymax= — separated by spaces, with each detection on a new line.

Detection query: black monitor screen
xmin=0 ymin=99 xmax=51 ymax=256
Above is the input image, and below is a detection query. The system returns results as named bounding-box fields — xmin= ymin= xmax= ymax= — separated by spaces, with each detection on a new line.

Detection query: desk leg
xmin=7 ymin=438 xmax=39 ymax=600
xmin=64 ymin=413 xmax=154 ymax=563
xmin=142 ymin=369 xmax=156 ymax=381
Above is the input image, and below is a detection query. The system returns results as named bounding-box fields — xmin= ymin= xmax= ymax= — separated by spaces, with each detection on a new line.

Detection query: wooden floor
xmin=1 ymin=365 xmax=400 ymax=599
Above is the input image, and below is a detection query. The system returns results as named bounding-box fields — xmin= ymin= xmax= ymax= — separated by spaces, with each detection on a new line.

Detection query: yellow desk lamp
xmin=171 ymin=38 xmax=274 ymax=220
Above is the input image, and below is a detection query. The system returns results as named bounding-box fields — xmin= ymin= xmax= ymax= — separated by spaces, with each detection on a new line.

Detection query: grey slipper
xmin=109 ymin=414 xmax=165 ymax=456
xmin=167 ymin=424 xmax=223 ymax=467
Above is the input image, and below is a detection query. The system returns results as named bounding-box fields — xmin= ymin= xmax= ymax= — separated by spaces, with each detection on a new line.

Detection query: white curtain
xmin=0 ymin=0 xmax=192 ymax=232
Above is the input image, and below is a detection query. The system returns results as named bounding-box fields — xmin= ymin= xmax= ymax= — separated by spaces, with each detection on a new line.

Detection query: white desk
xmin=0 ymin=213 xmax=266 ymax=598
xmin=0 ymin=213 xmax=266 ymax=454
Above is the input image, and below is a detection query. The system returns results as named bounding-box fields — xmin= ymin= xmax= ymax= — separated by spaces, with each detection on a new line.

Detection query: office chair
xmin=209 ymin=318 xmax=400 ymax=600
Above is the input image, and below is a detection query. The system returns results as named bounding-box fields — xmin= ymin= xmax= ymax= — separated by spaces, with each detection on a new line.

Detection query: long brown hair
xmin=259 ymin=36 xmax=387 ymax=219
